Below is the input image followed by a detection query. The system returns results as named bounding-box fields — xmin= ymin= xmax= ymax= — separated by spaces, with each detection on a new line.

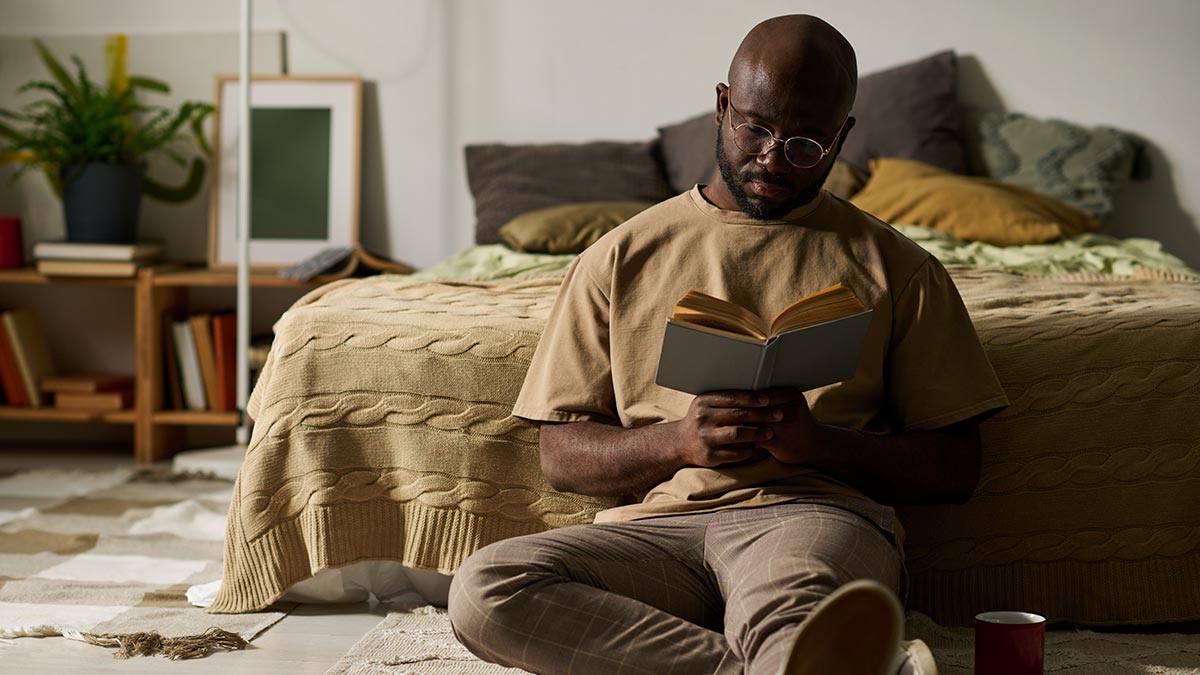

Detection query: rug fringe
xmin=63 ymin=626 xmax=248 ymax=660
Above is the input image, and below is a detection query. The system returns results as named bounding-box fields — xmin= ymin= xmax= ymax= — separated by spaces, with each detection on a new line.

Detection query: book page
xmin=671 ymin=290 xmax=769 ymax=341
xmin=770 ymin=284 xmax=867 ymax=336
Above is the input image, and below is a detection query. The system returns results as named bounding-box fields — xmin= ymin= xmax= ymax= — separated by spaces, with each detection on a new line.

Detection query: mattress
xmin=210 ymin=255 xmax=1200 ymax=626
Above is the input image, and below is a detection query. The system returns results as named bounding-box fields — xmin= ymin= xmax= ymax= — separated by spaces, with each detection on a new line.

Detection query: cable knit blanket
xmin=211 ymin=267 xmax=1200 ymax=628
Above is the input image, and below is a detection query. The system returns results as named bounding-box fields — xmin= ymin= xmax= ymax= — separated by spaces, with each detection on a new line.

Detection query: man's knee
xmin=447 ymin=537 xmax=541 ymax=653
xmin=448 ymin=544 xmax=497 ymax=650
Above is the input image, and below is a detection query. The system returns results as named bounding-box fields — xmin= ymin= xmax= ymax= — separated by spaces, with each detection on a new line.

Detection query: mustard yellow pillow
xmin=850 ymin=158 xmax=1100 ymax=245
xmin=499 ymin=201 xmax=652 ymax=254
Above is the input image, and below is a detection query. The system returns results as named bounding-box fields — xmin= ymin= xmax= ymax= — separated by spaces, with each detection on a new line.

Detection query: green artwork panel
xmin=250 ymin=107 xmax=331 ymax=240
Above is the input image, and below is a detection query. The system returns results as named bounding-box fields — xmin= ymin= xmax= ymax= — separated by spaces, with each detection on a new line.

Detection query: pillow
xmin=822 ymin=161 xmax=869 ymax=200
xmin=850 ymin=158 xmax=1100 ymax=245
xmin=657 ymin=111 xmax=717 ymax=194
xmin=465 ymin=141 xmax=673 ymax=245
xmin=964 ymin=109 xmax=1140 ymax=221
xmin=839 ymin=50 xmax=967 ymax=175
xmin=499 ymin=201 xmax=652 ymax=254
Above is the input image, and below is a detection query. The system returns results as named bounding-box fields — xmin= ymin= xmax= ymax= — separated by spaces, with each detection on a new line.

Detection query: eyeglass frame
xmin=723 ymin=90 xmax=848 ymax=169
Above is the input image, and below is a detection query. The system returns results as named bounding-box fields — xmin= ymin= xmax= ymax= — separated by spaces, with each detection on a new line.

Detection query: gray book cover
xmin=654 ymin=310 xmax=874 ymax=394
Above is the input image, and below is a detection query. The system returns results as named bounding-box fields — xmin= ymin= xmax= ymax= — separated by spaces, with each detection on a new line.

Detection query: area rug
xmin=327 ymin=606 xmax=1200 ymax=675
xmin=0 ymin=466 xmax=291 ymax=657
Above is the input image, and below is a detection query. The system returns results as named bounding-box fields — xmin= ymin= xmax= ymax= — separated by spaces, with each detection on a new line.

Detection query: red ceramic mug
xmin=975 ymin=611 xmax=1046 ymax=675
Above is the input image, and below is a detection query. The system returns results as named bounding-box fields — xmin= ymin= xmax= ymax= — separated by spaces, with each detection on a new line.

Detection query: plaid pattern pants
xmin=449 ymin=502 xmax=903 ymax=675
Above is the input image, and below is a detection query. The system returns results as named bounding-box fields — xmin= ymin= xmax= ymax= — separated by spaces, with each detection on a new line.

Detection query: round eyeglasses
xmin=726 ymin=95 xmax=846 ymax=169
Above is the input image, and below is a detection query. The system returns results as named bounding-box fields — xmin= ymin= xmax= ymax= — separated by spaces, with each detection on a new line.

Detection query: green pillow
xmin=966 ymin=109 xmax=1139 ymax=221
xmin=499 ymin=201 xmax=652 ymax=254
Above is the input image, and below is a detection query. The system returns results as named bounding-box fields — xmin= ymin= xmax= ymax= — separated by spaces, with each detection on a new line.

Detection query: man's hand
xmin=674 ymin=390 xmax=779 ymax=467
xmin=755 ymin=388 xmax=827 ymax=466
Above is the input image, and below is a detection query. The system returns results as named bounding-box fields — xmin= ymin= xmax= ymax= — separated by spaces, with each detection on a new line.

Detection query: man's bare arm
xmin=758 ymin=388 xmax=983 ymax=505
xmin=806 ymin=421 xmax=982 ymax=505
xmin=538 ymin=391 xmax=779 ymax=497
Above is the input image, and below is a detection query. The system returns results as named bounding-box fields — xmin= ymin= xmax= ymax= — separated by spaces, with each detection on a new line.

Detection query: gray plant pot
xmin=60 ymin=163 xmax=144 ymax=243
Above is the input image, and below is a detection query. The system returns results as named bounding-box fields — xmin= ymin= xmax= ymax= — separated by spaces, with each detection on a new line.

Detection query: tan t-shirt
xmin=512 ymin=187 xmax=1009 ymax=534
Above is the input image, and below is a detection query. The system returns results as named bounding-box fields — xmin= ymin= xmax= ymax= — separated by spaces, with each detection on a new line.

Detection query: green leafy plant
xmin=0 ymin=36 xmax=213 ymax=202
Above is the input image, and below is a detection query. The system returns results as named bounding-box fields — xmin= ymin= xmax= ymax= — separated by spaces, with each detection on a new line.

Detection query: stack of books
xmin=43 ymin=374 xmax=135 ymax=412
xmin=0 ymin=308 xmax=56 ymax=408
xmin=33 ymin=241 xmax=163 ymax=278
xmin=165 ymin=311 xmax=237 ymax=412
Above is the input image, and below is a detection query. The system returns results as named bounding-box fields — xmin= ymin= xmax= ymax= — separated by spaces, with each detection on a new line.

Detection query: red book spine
xmin=211 ymin=313 xmax=237 ymax=413
xmin=0 ymin=317 xmax=30 ymax=406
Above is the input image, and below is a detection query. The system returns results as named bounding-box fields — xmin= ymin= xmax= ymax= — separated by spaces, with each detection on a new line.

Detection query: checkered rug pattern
xmin=326 ymin=608 xmax=1200 ymax=674
xmin=0 ymin=466 xmax=289 ymax=656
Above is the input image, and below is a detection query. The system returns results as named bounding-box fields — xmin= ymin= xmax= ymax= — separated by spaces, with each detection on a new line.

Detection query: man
xmin=449 ymin=14 xmax=1007 ymax=675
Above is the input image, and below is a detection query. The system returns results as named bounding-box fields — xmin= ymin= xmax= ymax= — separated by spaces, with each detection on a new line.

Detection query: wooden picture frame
xmin=208 ymin=75 xmax=362 ymax=270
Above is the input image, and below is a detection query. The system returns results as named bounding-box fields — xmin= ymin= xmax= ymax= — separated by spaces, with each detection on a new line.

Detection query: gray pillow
xmin=839 ymin=50 xmax=966 ymax=175
xmin=657 ymin=112 xmax=717 ymax=194
xmin=964 ymin=109 xmax=1140 ymax=221
xmin=656 ymin=50 xmax=967 ymax=189
xmin=466 ymin=141 xmax=673 ymax=245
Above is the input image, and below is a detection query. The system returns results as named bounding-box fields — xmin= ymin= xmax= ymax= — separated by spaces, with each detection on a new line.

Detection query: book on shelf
xmin=42 ymin=374 xmax=134 ymax=394
xmin=33 ymin=240 xmax=162 ymax=262
xmin=162 ymin=313 xmax=184 ymax=411
xmin=0 ymin=316 xmax=30 ymax=406
xmin=0 ymin=308 xmax=57 ymax=407
xmin=211 ymin=312 xmax=237 ymax=412
xmin=189 ymin=314 xmax=221 ymax=411
xmin=55 ymin=389 xmax=133 ymax=412
xmin=654 ymin=283 xmax=874 ymax=395
xmin=36 ymin=259 xmax=148 ymax=278
xmin=172 ymin=319 xmax=208 ymax=411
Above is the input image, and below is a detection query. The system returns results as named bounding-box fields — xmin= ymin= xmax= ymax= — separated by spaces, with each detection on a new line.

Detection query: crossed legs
xmin=449 ymin=503 xmax=903 ymax=675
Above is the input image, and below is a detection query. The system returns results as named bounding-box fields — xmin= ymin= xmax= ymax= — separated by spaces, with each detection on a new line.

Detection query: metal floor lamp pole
xmin=171 ymin=0 xmax=252 ymax=478
xmin=235 ymin=0 xmax=252 ymax=447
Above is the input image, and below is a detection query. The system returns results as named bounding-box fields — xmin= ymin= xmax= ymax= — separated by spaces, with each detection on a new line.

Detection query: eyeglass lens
xmin=732 ymin=124 xmax=824 ymax=168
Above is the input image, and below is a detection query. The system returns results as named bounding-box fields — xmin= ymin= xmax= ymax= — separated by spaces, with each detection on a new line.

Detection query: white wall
xmin=2 ymin=0 xmax=1198 ymax=267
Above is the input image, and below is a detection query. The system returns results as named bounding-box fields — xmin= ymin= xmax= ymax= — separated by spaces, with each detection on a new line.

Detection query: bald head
xmin=729 ymin=15 xmax=857 ymax=125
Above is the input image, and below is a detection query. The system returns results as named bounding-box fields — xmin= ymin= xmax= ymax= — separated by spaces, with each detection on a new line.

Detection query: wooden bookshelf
xmin=0 ymin=264 xmax=326 ymax=462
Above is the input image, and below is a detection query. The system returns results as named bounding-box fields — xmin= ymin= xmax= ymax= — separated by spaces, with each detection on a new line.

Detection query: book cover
xmin=42 ymin=374 xmax=134 ymax=394
xmin=172 ymin=320 xmax=208 ymax=411
xmin=655 ymin=310 xmax=874 ymax=395
xmin=36 ymin=259 xmax=146 ymax=278
xmin=33 ymin=240 xmax=163 ymax=261
xmin=55 ymin=389 xmax=133 ymax=412
xmin=190 ymin=314 xmax=221 ymax=411
xmin=0 ymin=314 xmax=30 ymax=407
xmin=1 ymin=308 xmax=57 ymax=407
xmin=162 ymin=313 xmax=184 ymax=411
xmin=211 ymin=312 xmax=237 ymax=412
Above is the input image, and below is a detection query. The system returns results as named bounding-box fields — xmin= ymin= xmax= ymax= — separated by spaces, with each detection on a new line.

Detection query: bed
xmin=209 ymin=51 xmax=1200 ymax=627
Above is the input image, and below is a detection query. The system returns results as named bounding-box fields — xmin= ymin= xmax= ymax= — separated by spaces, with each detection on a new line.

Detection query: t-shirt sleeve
xmin=886 ymin=256 xmax=1009 ymax=431
xmin=512 ymin=254 xmax=620 ymax=425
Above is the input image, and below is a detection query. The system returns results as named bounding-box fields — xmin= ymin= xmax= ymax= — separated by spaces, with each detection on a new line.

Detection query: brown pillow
xmin=850 ymin=158 xmax=1100 ymax=245
xmin=465 ymin=141 xmax=673 ymax=245
xmin=499 ymin=201 xmax=652 ymax=254
xmin=822 ymin=161 xmax=869 ymax=200
xmin=840 ymin=50 xmax=967 ymax=175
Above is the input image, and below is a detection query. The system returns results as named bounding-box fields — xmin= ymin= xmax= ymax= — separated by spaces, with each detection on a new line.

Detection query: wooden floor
xmin=0 ymin=448 xmax=386 ymax=674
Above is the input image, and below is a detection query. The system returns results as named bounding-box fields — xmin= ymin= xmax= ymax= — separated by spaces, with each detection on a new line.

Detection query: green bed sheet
xmin=391 ymin=226 xmax=1200 ymax=282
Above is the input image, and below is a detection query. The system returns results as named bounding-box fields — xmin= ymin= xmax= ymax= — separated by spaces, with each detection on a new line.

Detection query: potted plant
xmin=0 ymin=36 xmax=213 ymax=243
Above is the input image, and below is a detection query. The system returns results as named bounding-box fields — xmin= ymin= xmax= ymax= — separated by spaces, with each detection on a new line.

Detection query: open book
xmin=655 ymin=284 xmax=873 ymax=394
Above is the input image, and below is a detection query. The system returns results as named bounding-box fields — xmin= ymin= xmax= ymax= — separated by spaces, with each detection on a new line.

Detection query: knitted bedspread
xmin=210 ymin=268 xmax=1200 ymax=627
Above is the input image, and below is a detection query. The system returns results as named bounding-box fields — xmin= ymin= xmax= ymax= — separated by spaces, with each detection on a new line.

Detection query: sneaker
xmin=891 ymin=639 xmax=938 ymax=675
xmin=782 ymin=579 xmax=904 ymax=675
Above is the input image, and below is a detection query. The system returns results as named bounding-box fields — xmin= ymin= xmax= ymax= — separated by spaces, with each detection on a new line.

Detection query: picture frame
xmin=208 ymin=75 xmax=362 ymax=270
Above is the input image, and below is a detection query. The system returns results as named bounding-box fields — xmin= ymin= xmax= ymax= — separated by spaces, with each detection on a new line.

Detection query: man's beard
xmin=715 ymin=122 xmax=833 ymax=221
